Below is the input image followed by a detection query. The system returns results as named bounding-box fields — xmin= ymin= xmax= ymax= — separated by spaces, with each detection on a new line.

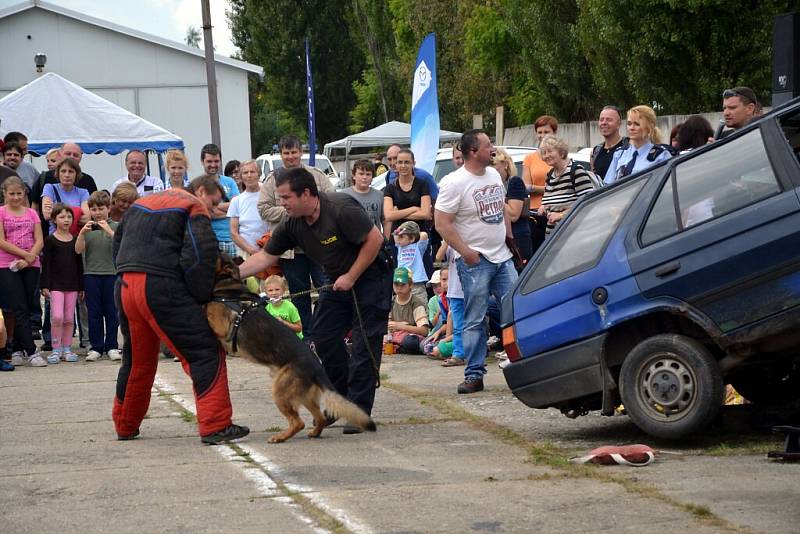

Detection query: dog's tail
xmin=320 ymin=389 xmax=377 ymax=432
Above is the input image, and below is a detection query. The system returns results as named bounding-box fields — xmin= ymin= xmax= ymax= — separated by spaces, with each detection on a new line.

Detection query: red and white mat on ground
xmin=569 ymin=444 xmax=656 ymax=466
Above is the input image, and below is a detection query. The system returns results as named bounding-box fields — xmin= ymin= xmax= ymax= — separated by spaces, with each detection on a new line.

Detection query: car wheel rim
xmin=637 ymin=354 xmax=696 ymax=420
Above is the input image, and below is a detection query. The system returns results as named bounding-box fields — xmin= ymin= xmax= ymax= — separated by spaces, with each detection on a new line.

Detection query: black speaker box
xmin=774 ymin=12 xmax=800 ymax=106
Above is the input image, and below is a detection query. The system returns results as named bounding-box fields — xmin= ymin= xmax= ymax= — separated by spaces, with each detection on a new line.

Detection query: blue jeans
xmin=456 ymin=256 xmax=517 ymax=379
xmin=279 ymin=253 xmax=327 ymax=339
xmin=84 ymin=274 xmax=119 ymax=353
xmin=448 ymin=297 xmax=464 ymax=359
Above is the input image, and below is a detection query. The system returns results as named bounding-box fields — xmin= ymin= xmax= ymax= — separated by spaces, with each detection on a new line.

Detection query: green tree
xmin=185 ymin=26 xmax=201 ymax=48
xmin=576 ymin=0 xmax=800 ymax=114
xmin=504 ymin=0 xmax=599 ymax=122
xmin=228 ymin=0 xmax=366 ymax=144
xmin=348 ymin=0 xmax=406 ymax=132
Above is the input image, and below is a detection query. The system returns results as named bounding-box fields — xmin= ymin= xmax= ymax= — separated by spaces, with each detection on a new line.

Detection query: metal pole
xmin=201 ymin=0 xmax=221 ymax=148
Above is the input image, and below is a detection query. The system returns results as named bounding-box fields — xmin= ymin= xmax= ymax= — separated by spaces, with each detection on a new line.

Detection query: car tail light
xmin=502 ymin=326 xmax=522 ymax=362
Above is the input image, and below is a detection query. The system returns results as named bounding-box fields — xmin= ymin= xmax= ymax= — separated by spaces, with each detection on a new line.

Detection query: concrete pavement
xmin=1 ymin=350 xmax=797 ymax=533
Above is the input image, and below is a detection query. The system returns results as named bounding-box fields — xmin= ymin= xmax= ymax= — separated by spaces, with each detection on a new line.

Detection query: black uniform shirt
xmin=266 ymin=192 xmax=374 ymax=279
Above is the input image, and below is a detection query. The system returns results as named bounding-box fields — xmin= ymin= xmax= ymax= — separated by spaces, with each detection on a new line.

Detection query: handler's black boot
xmin=201 ymin=424 xmax=250 ymax=445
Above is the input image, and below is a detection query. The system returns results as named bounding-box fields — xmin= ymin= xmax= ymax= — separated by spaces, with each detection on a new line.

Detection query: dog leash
xmin=214 ymin=284 xmax=381 ymax=389
xmin=288 ymin=283 xmax=381 ymax=389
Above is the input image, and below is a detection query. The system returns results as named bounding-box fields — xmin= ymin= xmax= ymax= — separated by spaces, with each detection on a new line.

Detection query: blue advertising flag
xmin=410 ymin=33 xmax=440 ymax=175
xmin=305 ymin=38 xmax=316 ymax=166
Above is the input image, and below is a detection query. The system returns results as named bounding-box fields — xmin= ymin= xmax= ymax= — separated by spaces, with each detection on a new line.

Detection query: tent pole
xmin=157 ymin=151 xmax=165 ymax=186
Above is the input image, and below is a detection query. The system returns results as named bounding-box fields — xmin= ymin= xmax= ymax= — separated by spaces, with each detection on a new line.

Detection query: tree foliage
xmin=227 ymin=0 xmax=800 ymax=147
xmin=228 ymin=0 xmax=365 ymax=144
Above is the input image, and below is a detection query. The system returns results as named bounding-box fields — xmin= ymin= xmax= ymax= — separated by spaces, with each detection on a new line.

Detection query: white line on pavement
xmin=153 ymin=375 xmax=372 ymax=534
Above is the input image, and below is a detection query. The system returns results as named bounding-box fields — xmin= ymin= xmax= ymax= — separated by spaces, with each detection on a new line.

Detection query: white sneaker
xmin=498 ymin=358 xmax=511 ymax=370
xmin=107 ymin=349 xmax=122 ymax=361
xmin=46 ymin=352 xmax=61 ymax=364
xmin=63 ymin=351 xmax=79 ymax=363
xmin=27 ymin=353 xmax=48 ymax=367
xmin=11 ymin=351 xmax=26 ymax=366
xmin=495 ymin=350 xmax=508 ymax=361
xmin=86 ymin=350 xmax=103 ymax=362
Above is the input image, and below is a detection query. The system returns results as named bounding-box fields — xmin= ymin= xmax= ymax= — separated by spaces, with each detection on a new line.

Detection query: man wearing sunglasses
xmin=720 ymin=87 xmax=759 ymax=139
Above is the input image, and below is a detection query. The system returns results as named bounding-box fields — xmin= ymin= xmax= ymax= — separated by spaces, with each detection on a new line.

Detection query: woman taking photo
xmin=41 ymin=157 xmax=90 ymax=233
xmin=538 ymin=135 xmax=595 ymax=234
xmin=493 ymin=148 xmax=531 ymax=266
xmin=383 ymin=148 xmax=432 ymax=238
xmin=604 ymin=105 xmax=672 ymax=185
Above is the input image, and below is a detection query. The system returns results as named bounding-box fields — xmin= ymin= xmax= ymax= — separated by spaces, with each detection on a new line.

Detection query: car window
xmin=779 ymin=108 xmax=800 ymax=164
xmin=641 ymin=129 xmax=780 ymax=245
xmin=433 ymin=159 xmax=455 ymax=183
xmin=641 ymin=175 xmax=678 ymax=245
xmin=522 ymin=179 xmax=644 ymax=294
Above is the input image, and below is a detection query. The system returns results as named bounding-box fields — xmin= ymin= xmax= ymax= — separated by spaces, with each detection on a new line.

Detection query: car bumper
xmin=503 ymin=333 xmax=607 ymax=409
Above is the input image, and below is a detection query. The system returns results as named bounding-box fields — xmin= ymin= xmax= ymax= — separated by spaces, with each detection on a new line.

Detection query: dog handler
xmin=240 ymin=167 xmax=392 ymax=433
xmin=112 ymin=175 xmax=249 ymax=444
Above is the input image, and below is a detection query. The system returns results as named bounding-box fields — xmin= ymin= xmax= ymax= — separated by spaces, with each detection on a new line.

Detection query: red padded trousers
xmin=112 ymin=272 xmax=232 ymax=437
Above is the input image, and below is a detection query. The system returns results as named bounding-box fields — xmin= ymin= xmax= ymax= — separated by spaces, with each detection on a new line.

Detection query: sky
xmin=0 ymin=0 xmax=238 ymax=57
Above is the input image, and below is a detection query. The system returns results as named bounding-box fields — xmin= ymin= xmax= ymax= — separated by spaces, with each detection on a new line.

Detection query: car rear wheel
xmin=620 ymin=334 xmax=724 ymax=439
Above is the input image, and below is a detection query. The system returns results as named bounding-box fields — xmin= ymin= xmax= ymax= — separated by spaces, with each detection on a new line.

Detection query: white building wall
xmin=0 ymin=7 xmax=255 ymax=191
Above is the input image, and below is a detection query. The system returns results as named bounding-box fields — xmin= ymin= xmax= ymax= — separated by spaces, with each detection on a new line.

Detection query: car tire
xmin=727 ymin=363 xmax=800 ymax=405
xmin=619 ymin=334 xmax=724 ymax=439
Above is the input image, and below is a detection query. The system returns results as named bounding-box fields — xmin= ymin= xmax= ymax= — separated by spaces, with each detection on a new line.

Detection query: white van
xmin=256 ymin=153 xmax=340 ymax=189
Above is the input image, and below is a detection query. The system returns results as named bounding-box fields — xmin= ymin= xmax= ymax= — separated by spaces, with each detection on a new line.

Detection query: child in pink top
xmin=0 ymin=176 xmax=46 ymax=367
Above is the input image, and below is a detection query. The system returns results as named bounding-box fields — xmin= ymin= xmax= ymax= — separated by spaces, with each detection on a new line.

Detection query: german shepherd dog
xmin=205 ymin=255 xmax=376 ymax=443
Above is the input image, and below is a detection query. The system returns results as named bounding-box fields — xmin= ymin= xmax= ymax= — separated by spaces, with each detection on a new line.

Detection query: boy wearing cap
xmin=388 ymin=267 xmax=430 ymax=354
xmin=394 ymin=221 xmax=429 ymax=302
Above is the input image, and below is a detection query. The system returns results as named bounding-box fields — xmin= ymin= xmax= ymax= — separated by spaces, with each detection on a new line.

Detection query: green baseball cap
xmin=393 ymin=267 xmax=412 ymax=284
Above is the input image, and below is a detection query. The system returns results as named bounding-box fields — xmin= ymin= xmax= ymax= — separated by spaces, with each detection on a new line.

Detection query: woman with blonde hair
xmin=164 ymin=150 xmax=189 ymax=189
xmin=604 ymin=105 xmax=672 ymax=185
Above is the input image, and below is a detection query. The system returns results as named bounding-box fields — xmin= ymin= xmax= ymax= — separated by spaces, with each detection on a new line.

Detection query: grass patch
xmin=379 ymin=372 xmax=390 ymax=381
xmin=265 ymin=426 xmax=283 ymax=433
xmin=384 ymin=381 xmax=750 ymax=533
xmin=180 ymin=411 xmax=197 ymax=423
xmin=695 ymin=435 xmax=781 ymax=456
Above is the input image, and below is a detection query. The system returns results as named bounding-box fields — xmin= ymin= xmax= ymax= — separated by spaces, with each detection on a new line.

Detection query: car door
xmin=627 ymin=123 xmax=800 ymax=333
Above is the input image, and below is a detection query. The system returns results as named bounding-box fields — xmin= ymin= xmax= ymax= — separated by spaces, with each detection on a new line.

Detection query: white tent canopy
xmin=323 ymin=120 xmax=461 ymax=157
xmin=0 ymin=72 xmax=183 ymax=155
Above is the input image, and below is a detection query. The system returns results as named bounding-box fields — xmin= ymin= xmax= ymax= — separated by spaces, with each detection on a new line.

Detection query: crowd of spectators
xmin=0 ymin=86 xmax=763 ymax=401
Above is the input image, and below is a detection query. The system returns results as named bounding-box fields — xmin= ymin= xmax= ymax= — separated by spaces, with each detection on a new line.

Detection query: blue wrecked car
xmin=501 ymin=100 xmax=800 ymax=439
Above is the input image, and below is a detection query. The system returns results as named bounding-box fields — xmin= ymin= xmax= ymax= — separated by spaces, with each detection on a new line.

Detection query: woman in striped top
xmin=537 ymin=135 xmax=595 ymax=234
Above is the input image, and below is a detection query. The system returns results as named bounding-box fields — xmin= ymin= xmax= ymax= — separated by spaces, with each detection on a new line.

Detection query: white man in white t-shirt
xmin=434 ymin=129 xmax=517 ymax=394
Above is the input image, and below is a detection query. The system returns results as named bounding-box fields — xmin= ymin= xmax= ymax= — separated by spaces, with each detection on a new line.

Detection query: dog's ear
xmin=218 ymin=252 xmax=242 ymax=281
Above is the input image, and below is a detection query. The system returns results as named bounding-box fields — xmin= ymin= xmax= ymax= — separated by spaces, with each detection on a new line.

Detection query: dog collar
xmin=212 ymin=295 xmax=267 ymax=353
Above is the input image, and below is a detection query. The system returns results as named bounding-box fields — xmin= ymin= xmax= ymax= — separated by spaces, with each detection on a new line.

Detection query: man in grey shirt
xmin=342 ymin=159 xmax=386 ymax=236
xmin=3 ymin=132 xmax=39 ymax=190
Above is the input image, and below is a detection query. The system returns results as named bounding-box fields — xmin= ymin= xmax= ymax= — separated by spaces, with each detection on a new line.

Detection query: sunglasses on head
xmin=722 ymin=89 xmax=753 ymax=104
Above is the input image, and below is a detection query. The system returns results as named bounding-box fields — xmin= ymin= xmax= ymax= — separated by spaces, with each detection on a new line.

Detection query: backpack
xmin=569 ymin=160 xmax=603 ymax=190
